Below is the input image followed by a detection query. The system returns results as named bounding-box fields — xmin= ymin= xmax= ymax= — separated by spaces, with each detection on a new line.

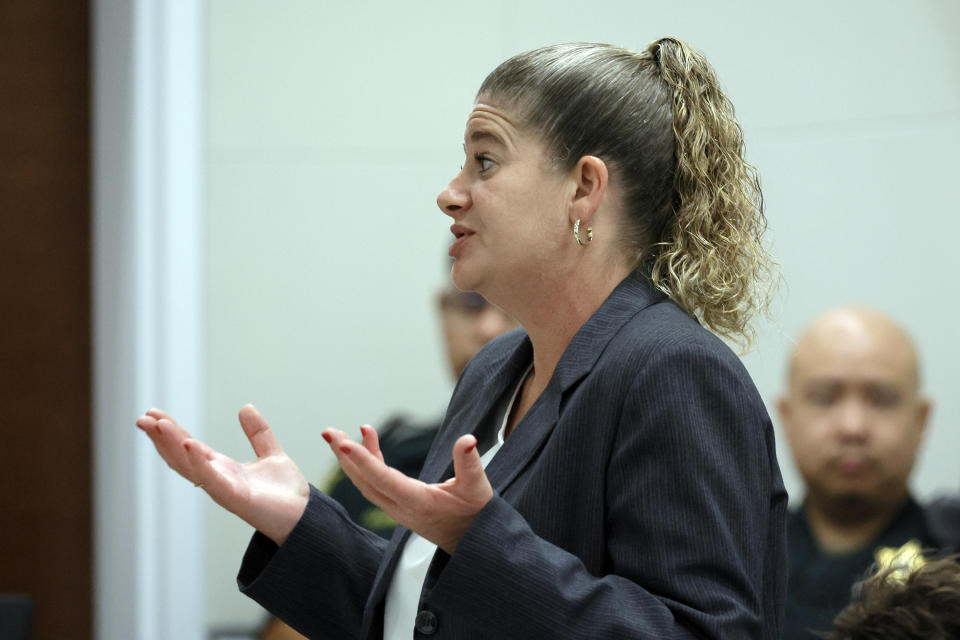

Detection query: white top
xmin=382 ymin=365 xmax=530 ymax=639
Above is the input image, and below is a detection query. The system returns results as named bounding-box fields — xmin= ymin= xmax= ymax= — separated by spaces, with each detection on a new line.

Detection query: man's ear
xmin=777 ymin=395 xmax=792 ymax=430
xmin=915 ymin=397 xmax=932 ymax=438
xmin=568 ymin=155 xmax=608 ymax=225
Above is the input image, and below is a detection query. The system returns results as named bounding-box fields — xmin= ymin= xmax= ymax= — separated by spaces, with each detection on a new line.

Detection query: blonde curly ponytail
xmin=648 ymin=38 xmax=776 ymax=348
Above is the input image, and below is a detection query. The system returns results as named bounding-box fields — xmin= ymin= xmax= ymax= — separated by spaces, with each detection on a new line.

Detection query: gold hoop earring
xmin=573 ymin=219 xmax=593 ymax=246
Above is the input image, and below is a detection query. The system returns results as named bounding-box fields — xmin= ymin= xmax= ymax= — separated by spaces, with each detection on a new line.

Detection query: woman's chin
xmin=450 ymin=262 xmax=481 ymax=293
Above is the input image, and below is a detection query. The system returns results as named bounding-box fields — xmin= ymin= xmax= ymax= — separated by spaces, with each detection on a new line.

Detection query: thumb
xmin=238 ymin=404 xmax=283 ymax=459
xmin=451 ymin=435 xmax=490 ymax=496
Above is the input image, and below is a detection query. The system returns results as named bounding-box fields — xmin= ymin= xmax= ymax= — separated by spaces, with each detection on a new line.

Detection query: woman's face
xmin=437 ymin=99 xmax=573 ymax=303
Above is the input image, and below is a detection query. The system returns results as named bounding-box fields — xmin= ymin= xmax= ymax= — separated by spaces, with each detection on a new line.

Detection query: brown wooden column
xmin=0 ymin=2 xmax=92 ymax=639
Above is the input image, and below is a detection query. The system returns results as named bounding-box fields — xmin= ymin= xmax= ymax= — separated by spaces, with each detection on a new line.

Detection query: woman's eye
xmin=475 ymin=153 xmax=494 ymax=173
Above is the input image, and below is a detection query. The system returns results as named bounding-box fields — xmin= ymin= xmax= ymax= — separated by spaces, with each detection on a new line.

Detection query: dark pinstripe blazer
xmin=239 ymin=273 xmax=788 ymax=639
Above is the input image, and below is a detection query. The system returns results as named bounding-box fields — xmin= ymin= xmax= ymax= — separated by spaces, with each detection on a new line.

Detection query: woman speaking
xmin=138 ymin=37 xmax=787 ymax=639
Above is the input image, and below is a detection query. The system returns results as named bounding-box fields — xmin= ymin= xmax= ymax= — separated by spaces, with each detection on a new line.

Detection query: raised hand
xmin=324 ymin=426 xmax=493 ymax=553
xmin=135 ymin=405 xmax=309 ymax=545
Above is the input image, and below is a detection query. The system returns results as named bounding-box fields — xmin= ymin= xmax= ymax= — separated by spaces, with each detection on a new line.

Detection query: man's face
xmin=779 ymin=311 xmax=930 ymax=507
xmin=438 ymin=289 xmax=517 ymax=381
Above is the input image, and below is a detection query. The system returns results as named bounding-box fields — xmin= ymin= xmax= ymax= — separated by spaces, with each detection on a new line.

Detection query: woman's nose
xmin=437 ymin=176 xmax=470 ymax=218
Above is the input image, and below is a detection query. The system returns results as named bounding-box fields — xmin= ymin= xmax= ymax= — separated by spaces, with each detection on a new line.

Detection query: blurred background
xmin=1 ymin=0 xmax=957 ymax=638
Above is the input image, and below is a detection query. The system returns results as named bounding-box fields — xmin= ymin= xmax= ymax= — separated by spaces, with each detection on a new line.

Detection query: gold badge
xmin=873 ymin=539 xmax=926 ymax=583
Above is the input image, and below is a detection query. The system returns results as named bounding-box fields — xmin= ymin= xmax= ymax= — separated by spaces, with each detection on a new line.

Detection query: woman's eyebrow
xmin=465 ymin=129 xmax=507 ymax=147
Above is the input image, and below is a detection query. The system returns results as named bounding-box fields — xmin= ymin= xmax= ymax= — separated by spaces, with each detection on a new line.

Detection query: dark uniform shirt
xmin=783 ymin=497 xmax=938 ymax=640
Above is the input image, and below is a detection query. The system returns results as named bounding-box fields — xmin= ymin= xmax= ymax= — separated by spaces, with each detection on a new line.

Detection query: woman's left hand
xmin=324 ymin=427 xmax=493 ymax=554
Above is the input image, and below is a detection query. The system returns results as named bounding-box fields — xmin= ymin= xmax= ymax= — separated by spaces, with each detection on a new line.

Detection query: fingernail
xmin=322 ymin=432 xmax=332 ymax=443
xmin=183 ymin=442 xmax=191 ymax=452
xmin=465 ymin=442 xmax=477 ymax=454
xmin=359 ymin=425 xmax=369 ymax=438
xmin=339 ymin=444 xmax=351 ymax=454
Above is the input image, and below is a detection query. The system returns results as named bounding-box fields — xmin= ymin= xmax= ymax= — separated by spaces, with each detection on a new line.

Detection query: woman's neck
xmin=506 ymin=259 xmax=632 ymax=392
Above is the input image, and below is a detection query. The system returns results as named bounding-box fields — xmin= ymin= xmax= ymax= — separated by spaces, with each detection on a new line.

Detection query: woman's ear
xmin=568 ymin=155 xmax=608 ymax=225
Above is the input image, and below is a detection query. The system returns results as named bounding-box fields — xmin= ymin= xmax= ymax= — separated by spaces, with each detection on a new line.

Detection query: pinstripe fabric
xmin=239 ymin=273 xmax=787 ymax=639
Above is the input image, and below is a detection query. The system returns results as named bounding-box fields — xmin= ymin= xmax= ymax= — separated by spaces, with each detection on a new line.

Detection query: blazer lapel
xmin=419 ymin=331 xmax=534 ymax=485
xmin=554 ymin=272 xmax=665 ymax=392
xmin=431 ymin=273 xmax=666 ymax=496
xmin=481 ymin=383 xmax=560 ymax=494
xmin=484 ymin=274 xmax=665 ymax=494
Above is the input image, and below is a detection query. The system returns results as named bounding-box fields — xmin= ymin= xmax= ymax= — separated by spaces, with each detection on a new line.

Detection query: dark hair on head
xmin=478 ymin=38 xmax=776 ymax=348
xmin=828 ymin=554 xmax=960 ymax=640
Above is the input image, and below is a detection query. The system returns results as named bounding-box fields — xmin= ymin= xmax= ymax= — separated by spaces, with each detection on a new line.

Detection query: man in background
xmin=778 ymin=307 xmax=960 ymax=640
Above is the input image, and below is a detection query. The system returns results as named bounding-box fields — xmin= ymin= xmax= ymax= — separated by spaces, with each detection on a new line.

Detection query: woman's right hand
xmin=135 ymin=404 xmax=309 ymax=546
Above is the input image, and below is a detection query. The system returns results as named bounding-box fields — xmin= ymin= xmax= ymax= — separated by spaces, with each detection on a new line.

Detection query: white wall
xmin=204 ymin=0 xmax=960 ymax=630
